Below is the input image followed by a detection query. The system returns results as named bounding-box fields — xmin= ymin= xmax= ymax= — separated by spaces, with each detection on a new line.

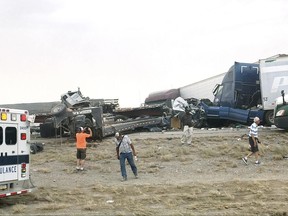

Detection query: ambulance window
xmin=5 ymin=127 xmax=17 ymax=145
xmin=0 ymin=127 xmax=3 ymax=145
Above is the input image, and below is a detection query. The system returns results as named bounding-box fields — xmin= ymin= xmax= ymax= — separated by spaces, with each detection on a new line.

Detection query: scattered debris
xmin=30 ymin=142 xmax=45 ymax=154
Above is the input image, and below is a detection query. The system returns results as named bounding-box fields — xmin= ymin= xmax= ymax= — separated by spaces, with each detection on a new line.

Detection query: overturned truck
xmin=40 ymin=89 xmax=169 ymax=140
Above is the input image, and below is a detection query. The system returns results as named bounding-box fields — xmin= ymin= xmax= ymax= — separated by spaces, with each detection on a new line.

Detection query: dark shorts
xmin=76 ymin=148 xmax=87 ymax=160
xmin=249 ymin=137 xmax=259 ymax=153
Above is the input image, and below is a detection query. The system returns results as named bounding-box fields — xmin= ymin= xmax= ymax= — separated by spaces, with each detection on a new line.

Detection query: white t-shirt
xmin=249 ymin=122 xmax=259 ymax=138
xmin=115 ymin=135 xmax=132 ymax=153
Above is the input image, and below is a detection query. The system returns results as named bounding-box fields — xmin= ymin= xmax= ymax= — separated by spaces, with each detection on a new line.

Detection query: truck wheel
xmin=264 ymin=110 xmax=274 ymax=126
xmin=51 ymin=104 xmax=66 ymax=116
xmin=85 ymin=118 xmax=93 ymax=127
xmin=85 ymin=118 xmax=94 ymax=139
xmin=30 ymin=144 xmax=37 ymax=154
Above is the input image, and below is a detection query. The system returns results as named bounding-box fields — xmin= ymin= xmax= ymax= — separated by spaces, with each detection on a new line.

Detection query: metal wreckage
xmin=39 ymin=54 xmax=288 ymax=140
xmin=38 ymin=89 xmax=201 ymax=140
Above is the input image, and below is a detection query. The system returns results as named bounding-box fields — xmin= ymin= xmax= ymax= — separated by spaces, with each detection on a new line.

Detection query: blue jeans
xmin=119 ymin=152 xmax=137 ymax=178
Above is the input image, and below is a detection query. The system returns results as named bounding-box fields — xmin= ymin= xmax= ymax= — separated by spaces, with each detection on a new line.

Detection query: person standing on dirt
xmin=115 ymin=132 xmax=138 ymax=181
xmin=242 ymin=117 xmax=261 ymax=165
xmin=76 ymin=127 xmax=92 ymax=171
xmin=180 ymin=107 xmax=193 ymax=145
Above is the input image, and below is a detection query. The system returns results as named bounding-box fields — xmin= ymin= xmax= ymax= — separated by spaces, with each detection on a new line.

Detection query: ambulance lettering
xmin=20 ymin=126 xmax=28 ymax=130
xmin=0 ymin=166 xmax=17 ymax=174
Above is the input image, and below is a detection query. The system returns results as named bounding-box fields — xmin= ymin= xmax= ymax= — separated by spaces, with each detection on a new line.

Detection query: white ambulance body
xmin=0 ymin=108 xmax=34 ymax=198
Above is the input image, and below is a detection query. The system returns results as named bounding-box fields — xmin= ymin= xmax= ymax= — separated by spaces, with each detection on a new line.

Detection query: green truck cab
xmin=274 ymin=90 xmax=288 ymax=130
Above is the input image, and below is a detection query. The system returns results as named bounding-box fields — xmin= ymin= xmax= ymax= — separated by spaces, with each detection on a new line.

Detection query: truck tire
xmin=51 ymin=104 xmax=66 ymax=116
xmin=30 ymin=144 xmax=38 ymax=154
xmin=85 ymin=118 xmax=93 ymax=128
xmin=85 ymin=118 xmax=94 ymax=140
xmin=264 ymin=110 xmax=274 ymax=126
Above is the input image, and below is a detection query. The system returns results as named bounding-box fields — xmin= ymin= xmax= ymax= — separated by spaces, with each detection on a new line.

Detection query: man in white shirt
xmin=115 ymin=132 xmax=138 ymax=181
xmin=242 ymin=117 xmax=261 ymax=165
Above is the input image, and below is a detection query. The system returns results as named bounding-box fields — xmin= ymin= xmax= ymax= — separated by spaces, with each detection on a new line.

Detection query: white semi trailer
xmin=179 ymin=73 xmax=226 ymax=101
xmin=260 ymin=54 xmax=288 ymax=125
xmin=145 ymin=73 xmax=226 ymax=106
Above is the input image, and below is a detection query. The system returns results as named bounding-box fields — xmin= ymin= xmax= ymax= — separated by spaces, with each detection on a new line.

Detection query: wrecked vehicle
xmin=147 ymin=54 xmax=288 ymax=128
xmin=40 ymin=89 xmax=169 ymax=140
xmin=274 ymin=90 xmax=288 ymax=130
xmin=30 ymin=142 xmax=44 ymax=154
xmin=113 ymin=103 xmax=171 ymax=120
xmin=171 ymin=96 xmax=206 ymax=128
xmin=200 ymin=54 xmax=288 ymax=127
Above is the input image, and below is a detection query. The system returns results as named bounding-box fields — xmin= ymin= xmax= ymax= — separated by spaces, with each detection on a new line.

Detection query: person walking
xmin=76 ymin=127 xmax=92 ymax=171
xmin=180 ymin=107 xmax=193 ymax=145
xmin=242 ymin=117 xmax=261 ymax=165
xmin=115 ymin=132 xmax=138 ymax=181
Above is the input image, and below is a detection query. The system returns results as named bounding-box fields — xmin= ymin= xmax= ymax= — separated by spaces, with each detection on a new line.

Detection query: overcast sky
xmin=1 ymin=0 xmax=288 ymax=107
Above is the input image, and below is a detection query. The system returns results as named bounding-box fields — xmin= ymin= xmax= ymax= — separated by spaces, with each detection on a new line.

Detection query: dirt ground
xmin=1 ymin=127 xmax=288 ymax=216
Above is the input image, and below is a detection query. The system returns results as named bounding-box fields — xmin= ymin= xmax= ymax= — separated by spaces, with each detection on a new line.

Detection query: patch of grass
xmin=179 ymin=156 xmax=189 ymax=162
xmin=272 ymin=155 xmax=284 ymax=160
xmin=37 ymin=202 xmax=70 ymax=211
xmin=12 ymin=204 xmax=27 ymax=214
xmin=160 ymin=154 xmax=173 ymax=162
xmin=98 ymin=165 xmax=112 ymax=173
xmin=35 ymin=167 xmax=52 ymax=173
xmin=175 ymin=146 xmax=192 ymax=155
xmin=271 ymin=145 xmax=288 ymax=160
xmin=146 ymin=167 xmax=160 ymax=174
xmin=200 ymin=148 xmax=221 ymax=158
xmin=140 ymin=146 xmax=160 ymax=158
xmin=83 ymin=200 xmax=99 ymax=211
xmin=91 ymin=149 xmax=114 ymax=160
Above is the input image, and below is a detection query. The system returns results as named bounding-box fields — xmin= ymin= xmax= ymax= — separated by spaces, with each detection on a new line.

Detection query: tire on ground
xmin=30 ymin=144 xmax=37 ymax=154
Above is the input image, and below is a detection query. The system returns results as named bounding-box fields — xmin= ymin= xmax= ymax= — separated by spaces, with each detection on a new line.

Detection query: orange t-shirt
xmin=76 ymin=132 xmax=91 ymax=149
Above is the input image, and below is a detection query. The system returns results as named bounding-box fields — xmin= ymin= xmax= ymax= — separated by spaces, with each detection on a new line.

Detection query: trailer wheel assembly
xmin=264 ymin=110 xmax=274 ymax=126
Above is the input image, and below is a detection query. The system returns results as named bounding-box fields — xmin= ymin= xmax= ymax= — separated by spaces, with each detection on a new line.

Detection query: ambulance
xmin=0 ymin=108 xmax=34 ymax=198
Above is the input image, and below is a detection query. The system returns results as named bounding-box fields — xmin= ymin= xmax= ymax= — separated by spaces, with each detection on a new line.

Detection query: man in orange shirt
xmin=76 ymin=127 xmax=92 ymax=171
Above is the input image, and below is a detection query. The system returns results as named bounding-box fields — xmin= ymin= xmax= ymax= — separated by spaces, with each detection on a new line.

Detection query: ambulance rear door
xmin=0 ymin=123 xmax=19 ymax=182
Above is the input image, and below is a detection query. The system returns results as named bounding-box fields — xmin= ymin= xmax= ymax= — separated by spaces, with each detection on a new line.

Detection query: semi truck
xmin=200 ymin=62 xmax=263 ymax=126
xmin=201 ymin=54 xmax=288 ymax=126
xmin=40 ymin=89 xmax=168 ymax=140
xmin=144 ymin=54 xmax=288 ymax=128
xmin=259 ymin=54 xmax=288 ymax=124
xmin=0 ymin=108 xmax=34 ymax=198
xmin=274 ymin=90 xmax=288 ymax=130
